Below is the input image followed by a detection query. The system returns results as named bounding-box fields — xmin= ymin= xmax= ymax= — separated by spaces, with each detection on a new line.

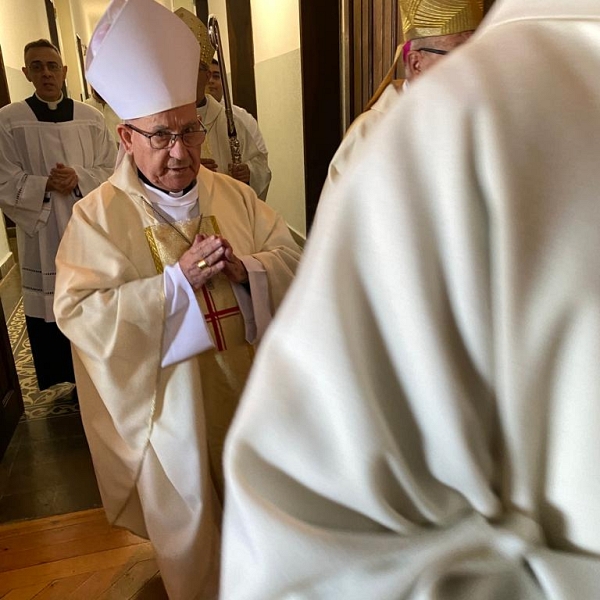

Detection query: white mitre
xmin=85 ymin=0 xmax=200 ymax=119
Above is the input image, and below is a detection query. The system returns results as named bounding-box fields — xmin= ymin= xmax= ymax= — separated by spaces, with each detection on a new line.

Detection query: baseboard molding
xmin=0 ymin=252 xmax=15 ymax=280
xmin=288 ymin=226 xmax=306 ymax=248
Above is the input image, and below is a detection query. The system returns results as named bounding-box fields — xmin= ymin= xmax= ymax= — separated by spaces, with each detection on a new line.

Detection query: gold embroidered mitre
xmin=174 ymin=7 xmax=215 ymax=66
xmin=400 ymin=0 xmax=483 ymax=42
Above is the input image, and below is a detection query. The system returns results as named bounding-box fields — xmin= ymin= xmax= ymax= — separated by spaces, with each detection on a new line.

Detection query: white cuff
xmin=161 ymin=262 xmax=214 ymax=367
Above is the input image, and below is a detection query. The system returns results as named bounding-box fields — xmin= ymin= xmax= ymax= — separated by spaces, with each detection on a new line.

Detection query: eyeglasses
xmin=125 ymin=120 xmax=207 ymax=150
xmin=27 ymin=61 xmax=63 ymax=73
xmin=418 ymin=48 xmax=448 ymax=56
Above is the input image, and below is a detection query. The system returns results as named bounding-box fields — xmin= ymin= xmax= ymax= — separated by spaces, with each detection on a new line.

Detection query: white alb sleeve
xmin=161 ymin=262 xmax=214 ymax=367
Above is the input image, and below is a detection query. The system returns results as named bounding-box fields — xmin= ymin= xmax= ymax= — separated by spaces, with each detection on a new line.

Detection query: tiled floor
xmin=0 ymin=250 xmax=102 ymax=524
xmin=0 ymin=414 xmax=102 ymax=522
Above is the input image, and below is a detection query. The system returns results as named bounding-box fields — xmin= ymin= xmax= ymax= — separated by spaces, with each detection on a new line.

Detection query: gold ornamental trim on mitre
xmin=174 ymin=7 xmax=215 ymax=66
xmin=400 ymin=0 xmax=483 ymax=42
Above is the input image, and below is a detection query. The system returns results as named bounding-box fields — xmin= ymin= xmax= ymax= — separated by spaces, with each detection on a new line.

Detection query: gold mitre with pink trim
xmin=401 ymin=0 xmax=483 ymax=42
xmin=174 ymin=7 xmax=215 ymax=66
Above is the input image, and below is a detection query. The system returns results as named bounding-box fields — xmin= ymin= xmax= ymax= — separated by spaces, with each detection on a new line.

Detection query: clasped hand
xmin=229 ymin=162 xmax=250 ymax=184
xmin=46 ymin=163 xmax=79 ymax=195
xmin=180 ymin=234 xmax=248 ymax=291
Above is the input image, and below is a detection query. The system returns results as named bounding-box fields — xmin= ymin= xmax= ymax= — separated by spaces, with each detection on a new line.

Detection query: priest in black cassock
xmin=0 ymin=39 xmax=116 ymax=391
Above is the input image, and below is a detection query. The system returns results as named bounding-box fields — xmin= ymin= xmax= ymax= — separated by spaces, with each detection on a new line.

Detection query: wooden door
xmin=0 ymin=301 xmax=24 ymax=460
xmin=299 ymin=0 xmax=343 ymax=230
xmin=0 ymin=45 xmax=10 ymax=109
xmin=342 ymin=0 xmax=497 ymax=127
xmin=343 ymin=0 xmax=403 ymax=125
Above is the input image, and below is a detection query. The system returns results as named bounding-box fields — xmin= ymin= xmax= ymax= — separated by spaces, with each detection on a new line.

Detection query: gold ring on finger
xmin=197 ymin=259 xmax=209 ymax=270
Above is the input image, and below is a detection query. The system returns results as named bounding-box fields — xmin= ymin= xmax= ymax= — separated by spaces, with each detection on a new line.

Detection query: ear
xmin=22 ymin=66 xmax=32 ymax=82
xmin=63 ymin=65 xmax=68 ymax=77
xmin=117 ymin=124 xmax=134 ymax=153
xmin=406 ymin=50 xmax=423 ymax=79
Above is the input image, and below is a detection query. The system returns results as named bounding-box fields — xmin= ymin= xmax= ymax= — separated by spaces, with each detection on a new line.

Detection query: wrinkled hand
xmin=201 ymin=158 xmax=219 ymax=172
xmin=179 ymin=234 xmax=227 ymax=291
xmin=229 ymin=162 xmax=250 ymax=185
xmin=220 ymin=237 xmax=248 ymax=285
xmin=47 ymin=163 xmax=78 ymax=195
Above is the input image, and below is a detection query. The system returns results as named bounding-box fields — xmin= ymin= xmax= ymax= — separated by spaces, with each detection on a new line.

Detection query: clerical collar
xmin=35 ymin=92 xmax=63 ymax=111
xmin=137 ymin=169 xmax=197 ymax=197
xmin=142 ymin=180 xmax=199 ymax=210
xmin=26 ymin=93 xmax=73 ymax=123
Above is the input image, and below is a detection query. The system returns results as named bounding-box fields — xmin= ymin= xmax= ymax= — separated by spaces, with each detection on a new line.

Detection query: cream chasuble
xmin=327 ymin=81 xmax=404 ymax=188
xmin=54 ymin=153 xmax=300 ymax=600
xmin=221 ymin=1 xmax=600 ymax=598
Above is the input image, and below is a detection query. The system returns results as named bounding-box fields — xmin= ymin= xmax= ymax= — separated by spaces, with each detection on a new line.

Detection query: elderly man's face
xmin=22 ymin=46 xmax=67 ymax=102
xmin=118 ymin=103 xmax=202 ymax=193
xmin=406 ymin=30 xmax=473 ymax=80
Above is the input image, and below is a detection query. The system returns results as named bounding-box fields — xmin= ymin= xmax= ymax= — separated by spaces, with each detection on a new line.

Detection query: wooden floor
xmin=0 ymin=509 xmax=167 ymax=599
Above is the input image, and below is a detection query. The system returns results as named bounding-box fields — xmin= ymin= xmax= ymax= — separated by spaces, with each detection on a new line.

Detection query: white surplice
xmin=0 ymin=99 xmax=117 ymax=320
xmin=230 ymin=103 xmax=268 ymax=156
xmin=197 ymin=94 xmax=271 ymax=200
xmin=220 ymin=1 xmax=600 ymax=598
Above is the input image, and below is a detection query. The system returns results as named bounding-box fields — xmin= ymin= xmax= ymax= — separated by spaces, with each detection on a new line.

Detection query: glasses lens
xmin=149 ymin=132 xmax=172 ymax=150
xmin=182 ymin=130 xmax=206 ymax=147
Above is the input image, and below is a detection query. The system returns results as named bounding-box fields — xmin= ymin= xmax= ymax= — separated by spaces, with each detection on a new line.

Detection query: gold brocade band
xmin=144 ymin=215 xmax=247 ymax=352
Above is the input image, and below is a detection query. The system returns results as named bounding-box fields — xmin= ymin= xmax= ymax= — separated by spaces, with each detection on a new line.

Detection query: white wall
xmin=207 ymin=0 xmax=231 ymax=73
xmin=251 ymin=0 xmax=306 ymax=236
xmin=252 ymin=0 xmax=300 ymax=64
xmin=0 ymin=0 xmax=50 ymax=102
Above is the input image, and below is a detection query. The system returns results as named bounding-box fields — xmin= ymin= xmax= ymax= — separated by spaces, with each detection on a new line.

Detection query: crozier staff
xmin=208 ymin=15 xmax=242 ymax=168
